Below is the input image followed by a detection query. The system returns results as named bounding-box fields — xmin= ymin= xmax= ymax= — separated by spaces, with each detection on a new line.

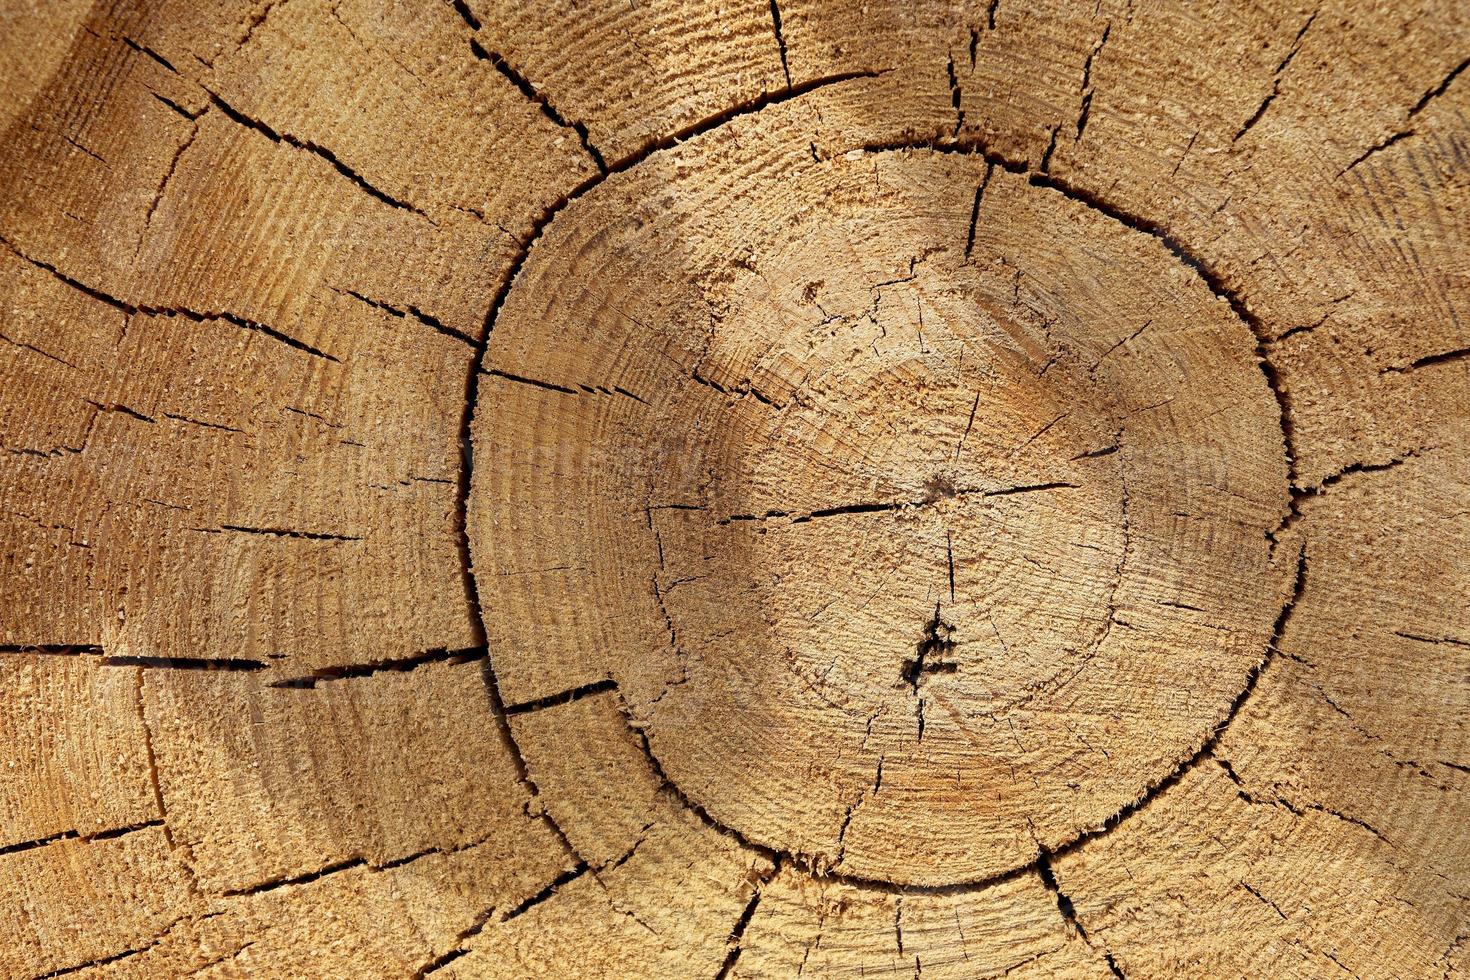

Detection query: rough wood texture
xmin=0 ymin=1 xmax=1466 ymax=977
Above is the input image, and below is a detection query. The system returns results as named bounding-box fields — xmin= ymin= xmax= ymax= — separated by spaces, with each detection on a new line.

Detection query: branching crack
xmin=1216 ymin=756 xmax=1391 ymax=845
xmin=903 ymin=604 xmax=958 ymax=692
xmin=601 ymin=677 xmax=1043 ymax=894
xmin=1014 ymin=169 xmax=1297 ymax=482
xmin=1269 ymin=445 xmax=1430 ymax=546
xmin=1047 ymin=543 xmax=1308 ymax=860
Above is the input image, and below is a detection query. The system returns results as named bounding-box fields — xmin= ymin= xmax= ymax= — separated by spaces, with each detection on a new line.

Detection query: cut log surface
xmin=0 ymin=0 xmax=1466 ymax=977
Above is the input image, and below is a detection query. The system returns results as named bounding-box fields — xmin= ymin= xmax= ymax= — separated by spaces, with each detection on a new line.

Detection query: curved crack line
xmin=458 ymin=73 xmax=889 ymax=870
xmin=455 ymin=68 xmax=885 ymax=669
xmin=642 ymin=542 xmax=1302 ymax=894
xmin=455 ymin=95 xmax=1305 ymax=901
xmin=472 ymin=527 xmax=1299 ymax=902
xmin=856 ymin=137 xmax=1297 ymax=490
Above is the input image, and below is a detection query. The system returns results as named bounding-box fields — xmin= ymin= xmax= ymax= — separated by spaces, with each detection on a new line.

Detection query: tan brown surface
xmin=0 ymin=1 xmax=1466 ymax=977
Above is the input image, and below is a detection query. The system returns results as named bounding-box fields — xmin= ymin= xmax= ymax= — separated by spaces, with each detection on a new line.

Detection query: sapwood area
xmin=1 ymin=0 xmax=1467 ymax=977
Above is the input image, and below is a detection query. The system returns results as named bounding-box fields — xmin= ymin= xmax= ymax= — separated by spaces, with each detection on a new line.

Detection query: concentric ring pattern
xmin=470 ymin=128 xmax=1289 ymax=887
xmin=0 ymin=1 xmax=1467 ymax=977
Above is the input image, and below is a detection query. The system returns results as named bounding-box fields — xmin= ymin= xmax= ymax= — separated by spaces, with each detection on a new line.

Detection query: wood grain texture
xmin=0 ymin=1 xmax=1465 ymax=977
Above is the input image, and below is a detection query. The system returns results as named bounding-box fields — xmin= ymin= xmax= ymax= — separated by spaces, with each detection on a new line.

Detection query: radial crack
xmin=269 ymin=647 xmax=485 ymax=688
xmin=1231 ymin=10 xmax=1317 ymax=144
xmin=714 ymin=859 xmax=779 ymax=980
xmin=1074 ymin=23 xmax=1111 ymax=142
xmin=206 ymin=91 xmax=429 ymax=217
xmin=0 ymin=237 xmax=338 ymax=361
xmin=769 ymin=0 xmax=793 ymax=89
xmin=715 ymin=481 xmax=1078 ymax=526
xmin=449 ymin=69 xmax=1304 ymax=909
xmin=501 ymin=862 xmax=590 ymax=921
xmin=503 ymin=678 xmax=618 ymax=715
xmin=336 ymin=287 xmax=479 ymax=348
xmin=467 ymin=41 xmax=608 ymax=174
xmin=0 ymin=819 xmax=164 ymax=859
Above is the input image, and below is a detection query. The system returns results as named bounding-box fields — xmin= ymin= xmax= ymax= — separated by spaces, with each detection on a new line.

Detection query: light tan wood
xmin=0 ymin=1 xmax=1466 ymax=977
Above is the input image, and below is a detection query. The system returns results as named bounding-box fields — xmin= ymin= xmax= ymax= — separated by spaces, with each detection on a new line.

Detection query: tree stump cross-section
xmin=1 ymin=1 xmax=1467 ymax=977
